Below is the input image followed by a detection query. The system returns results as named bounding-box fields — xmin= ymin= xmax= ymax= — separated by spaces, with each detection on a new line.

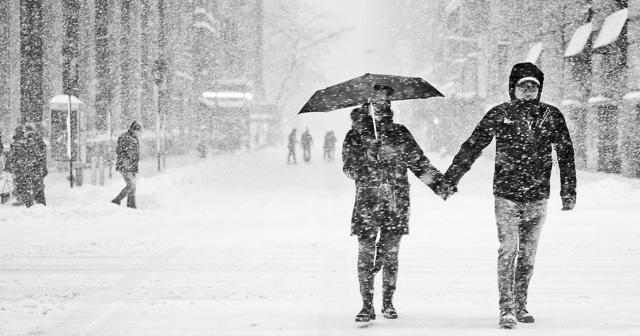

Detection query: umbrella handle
xmin=367 ymin=98 xmax=378 ymax=139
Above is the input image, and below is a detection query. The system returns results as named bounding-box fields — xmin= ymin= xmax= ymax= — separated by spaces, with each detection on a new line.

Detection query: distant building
xmin=0 ymin=0 xmax=267 ymax=157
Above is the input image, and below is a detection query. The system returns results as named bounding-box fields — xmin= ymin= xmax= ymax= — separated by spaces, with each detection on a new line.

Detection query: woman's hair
xmin=351 ymin=107 xmax=366 ymax=121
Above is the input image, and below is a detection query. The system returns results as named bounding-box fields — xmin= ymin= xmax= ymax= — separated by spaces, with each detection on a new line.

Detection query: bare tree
xmin=20 ymin=0 xmax=45 ymax=123
xmin=0 ymin=1 xmax=12 ymax=134
xmin=95 ymin=0 xmax=114 ymax=132
xmin=140 ymin=0 xmax=157 ymax=128
xmin=263 ymin=1 xmax=349 ymax=114
xmin=120 ymin=0 xmax=133 ymax=129
xmin=62 ymin=0 xmax=80 ymax=100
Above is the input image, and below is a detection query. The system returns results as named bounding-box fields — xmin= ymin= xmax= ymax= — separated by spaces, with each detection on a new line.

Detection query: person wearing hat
xmin=342 ymin=86 xmax=447 ymax=323
xmin=112 ymin=121 xmax=142 ymax=208
xmin=440 ymin=62 xmax=577 ymax=329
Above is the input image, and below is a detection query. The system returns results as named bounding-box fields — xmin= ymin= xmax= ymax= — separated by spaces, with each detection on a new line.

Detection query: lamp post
xmin=153 ymin=59 xmax=167 ymax=172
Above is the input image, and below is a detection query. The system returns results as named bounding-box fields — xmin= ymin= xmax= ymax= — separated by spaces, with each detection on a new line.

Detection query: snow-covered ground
xmin=0 ymin=146 xmax=639 ymax=335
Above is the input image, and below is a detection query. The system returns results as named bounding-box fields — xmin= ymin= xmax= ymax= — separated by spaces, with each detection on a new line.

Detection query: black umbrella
xmin=298 ymin=73 xmax=444 ymax=114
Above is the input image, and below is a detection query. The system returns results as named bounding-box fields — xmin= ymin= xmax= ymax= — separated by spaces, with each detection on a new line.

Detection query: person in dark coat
xmin=301 ymin=127 xmax=314 ymax=163
xmin=112 ymin=121 xmax=141 ymax=208
xmin=5 ymin=123 xmax=48 ymax=207
xmin=323 ymin=131 xmax=337 ymax=162
xmin=441 ymin=62 xmax=577 ymax=329
xmin=287 ymin=128 xmax=298 ymax=164
xmin=0 ymin=129 xmax=5 ymax=171
xmin=342 ymin=86 xmax=446 ymax=322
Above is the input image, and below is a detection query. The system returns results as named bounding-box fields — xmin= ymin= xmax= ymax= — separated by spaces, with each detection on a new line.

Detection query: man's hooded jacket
xmin=444 ymin=62 xmax=577 ymax=202
xmin=116 ymin=127 xmax=140 ymax=173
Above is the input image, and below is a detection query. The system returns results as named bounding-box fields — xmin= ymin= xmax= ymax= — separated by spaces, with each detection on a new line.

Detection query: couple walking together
xmin=342 ymin=63 xmax=577 ymax=329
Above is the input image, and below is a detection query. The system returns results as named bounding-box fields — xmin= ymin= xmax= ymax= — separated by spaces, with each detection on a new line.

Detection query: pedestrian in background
xmin=0 ymin=129 xmax=4 ymax=170
xmin=441 ymin=62 xmax=577 ymax=329
xmin=323 ymin=130 xmax=337 ymax=162
xmin=112 ymin=121 xmax=142 ymax=209
xmin=5 ymin=123 xmax=48 ymax=207
xmin=301 ymin=127 xmax=314 ymax=163
xmin=287 ymin=128 xmax=298 ymax=164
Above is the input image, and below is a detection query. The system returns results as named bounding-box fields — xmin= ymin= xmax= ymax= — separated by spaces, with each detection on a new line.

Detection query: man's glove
xmin=561 ymin=195 xmax=576 ymax=211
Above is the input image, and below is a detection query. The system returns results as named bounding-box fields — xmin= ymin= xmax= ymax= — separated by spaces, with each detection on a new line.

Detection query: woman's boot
xmin=382 ymin=294 xmax=398 ymax=319
xmin=355 ymin=293 xmax=375 ymax=322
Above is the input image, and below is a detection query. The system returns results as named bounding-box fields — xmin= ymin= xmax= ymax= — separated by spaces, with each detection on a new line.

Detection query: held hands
xmin=561 ymin=195 xmax=576 ymax=211
xmin=435 ymin=179 xmax=458 ymax=201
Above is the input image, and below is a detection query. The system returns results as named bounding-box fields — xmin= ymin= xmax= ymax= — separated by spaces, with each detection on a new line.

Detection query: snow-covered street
xmin=1 ymin=146 xmax=639 ymax=335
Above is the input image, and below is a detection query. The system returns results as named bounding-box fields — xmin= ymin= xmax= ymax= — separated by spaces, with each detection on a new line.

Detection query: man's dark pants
xmin=113 ymin=171 xmax=137 ymax=208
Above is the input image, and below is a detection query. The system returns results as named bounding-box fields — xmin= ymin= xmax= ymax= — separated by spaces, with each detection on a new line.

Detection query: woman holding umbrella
xmin=342 ymin=85 xmax=450 ymax=322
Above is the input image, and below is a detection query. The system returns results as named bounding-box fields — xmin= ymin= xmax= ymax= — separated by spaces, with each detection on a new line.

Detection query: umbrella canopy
xmin=298 ymin=73 xmax=444 ymax=114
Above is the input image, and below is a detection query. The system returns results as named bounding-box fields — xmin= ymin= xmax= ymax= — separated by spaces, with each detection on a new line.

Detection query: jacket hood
xmin=508 ymin=62 xmax=544 ymax=101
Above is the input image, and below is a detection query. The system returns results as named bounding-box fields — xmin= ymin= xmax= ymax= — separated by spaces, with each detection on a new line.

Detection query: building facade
xmin=366 ymin=0 xmax=638 ymax=177
xmin=0 ymin=0 xmax=266 ymax=158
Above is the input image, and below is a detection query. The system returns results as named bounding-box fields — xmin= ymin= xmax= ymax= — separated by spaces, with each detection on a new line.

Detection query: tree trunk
xmin=0 ymin=0 xmax=10 ymax=135
xmin=140 ymin=0 xmax=156 ymax=128
xmin=120 ymin=0 xmax=132 ymax=129
xmin=20 ymin=0 xmax=45 ymax=123
xmin=63 ymin=0 xmax=80 ymax=99
xmin=95 ymin=0 xmax=113 ymax=132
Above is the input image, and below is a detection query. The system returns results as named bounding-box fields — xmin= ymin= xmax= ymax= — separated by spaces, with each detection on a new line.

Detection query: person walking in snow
xmin=0 ymin=129 xmax=5 ymax=171
xmin=323 ymin=130 xmax=337 ymax=162
xmin=287 ymin=128 xmax=298 ymax=164
xmin=5 ymin=123 xmax=48 ymax=207
xmin=441 ymin=62 xmax=577 ymax=329
xmin=112 ymin=121 xmax=142 ymax=209
xmin=342 ymin=85 xmax=446 ymax=322
xmin=301 ymin=127 xmax=314 ymax=163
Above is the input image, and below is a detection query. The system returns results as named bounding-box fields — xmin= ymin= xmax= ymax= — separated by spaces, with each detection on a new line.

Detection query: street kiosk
xmin=49 ymin=95 xmax=87 ymax=186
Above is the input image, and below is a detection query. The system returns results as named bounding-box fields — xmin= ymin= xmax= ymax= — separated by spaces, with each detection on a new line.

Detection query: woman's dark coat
xmin=342 ymin=121 xmax=442 ymax=236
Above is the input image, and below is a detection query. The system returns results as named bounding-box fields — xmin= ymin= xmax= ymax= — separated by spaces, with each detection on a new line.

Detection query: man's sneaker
xmin=355 ymin=305 xmax=376 ymax=322
xmin=516 ymin=308 xmax=535 ymax=323
xmin=499 ymin=310 xmax=517 ymax=329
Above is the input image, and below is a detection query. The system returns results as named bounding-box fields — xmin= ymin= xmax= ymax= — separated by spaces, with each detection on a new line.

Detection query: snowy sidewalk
xmin=0 ymin=147 xmax=639 ymax=335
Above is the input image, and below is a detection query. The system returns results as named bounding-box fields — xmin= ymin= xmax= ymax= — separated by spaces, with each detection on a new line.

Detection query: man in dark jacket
xmin=442 ymin=62 xmax=577 ymax=329
xmin=112 ymin=121 xmax=141 ymax=208
xmin=343 ymin=86 xmax=445 ymax=322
